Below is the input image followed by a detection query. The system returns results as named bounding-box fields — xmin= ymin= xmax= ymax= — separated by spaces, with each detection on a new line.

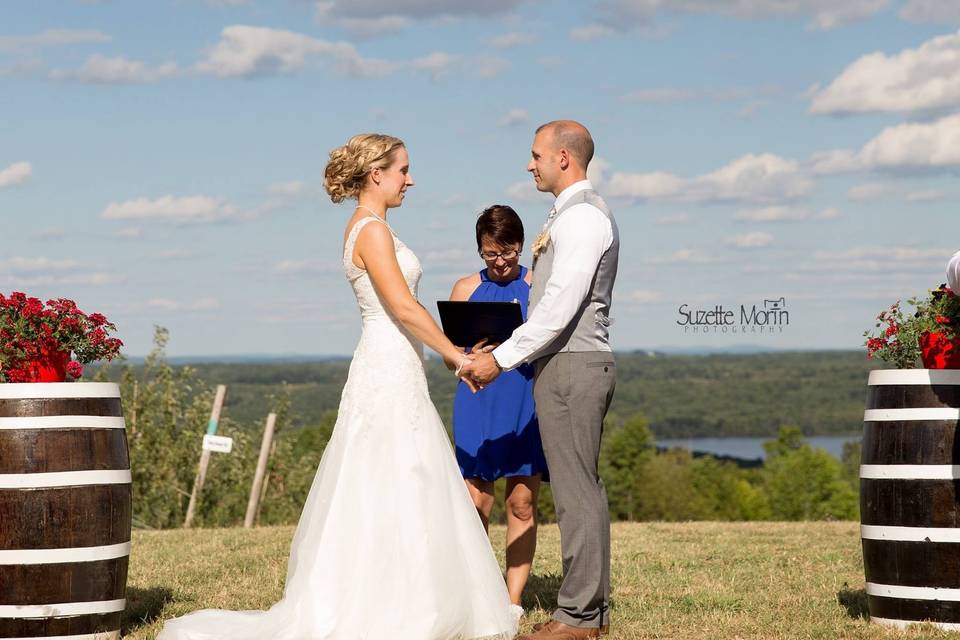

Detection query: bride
xmin=157 ymin=134 xmax=521 ymax=639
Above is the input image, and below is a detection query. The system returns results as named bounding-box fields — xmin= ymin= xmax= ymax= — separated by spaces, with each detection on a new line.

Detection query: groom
xmin=463 ymin=120 xmax=618 ymax=639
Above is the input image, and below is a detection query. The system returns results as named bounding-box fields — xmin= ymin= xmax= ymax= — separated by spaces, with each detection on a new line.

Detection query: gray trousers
xmin=533 ymin=351 xmax=615 ymax=628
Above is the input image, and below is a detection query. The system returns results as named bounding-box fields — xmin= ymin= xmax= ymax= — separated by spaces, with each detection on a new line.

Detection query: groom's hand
xmin=469 ymin=352 xmax=503 ymax=386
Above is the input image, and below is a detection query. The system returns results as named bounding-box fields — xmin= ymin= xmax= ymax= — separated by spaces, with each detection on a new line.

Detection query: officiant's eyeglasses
xmin=479 ymin=249 xmax=520 ymax=262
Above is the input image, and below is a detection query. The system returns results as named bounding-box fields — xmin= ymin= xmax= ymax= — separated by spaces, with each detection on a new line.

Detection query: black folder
xmin=437 ymin=301 xmax=524 ymax=348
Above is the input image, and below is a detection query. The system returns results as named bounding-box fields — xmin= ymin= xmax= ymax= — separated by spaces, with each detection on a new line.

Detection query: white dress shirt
xmin=493 ymin=180 xmax=614 ymax=370
xmin=948 ymin=250 xmax=960 ymax=292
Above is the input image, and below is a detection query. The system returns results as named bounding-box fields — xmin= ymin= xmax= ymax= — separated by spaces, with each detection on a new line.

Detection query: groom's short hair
xmin=536 ymin=120 xmax=594 ymax=168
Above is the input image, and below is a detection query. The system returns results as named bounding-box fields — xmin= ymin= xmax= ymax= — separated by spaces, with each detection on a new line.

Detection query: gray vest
xmin=529 ymin=188 xmax=619 ymax=358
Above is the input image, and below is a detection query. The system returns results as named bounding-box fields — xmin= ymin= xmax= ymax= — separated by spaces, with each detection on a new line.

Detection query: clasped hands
xmin=448 ymin=339 xmax=502 ymax=393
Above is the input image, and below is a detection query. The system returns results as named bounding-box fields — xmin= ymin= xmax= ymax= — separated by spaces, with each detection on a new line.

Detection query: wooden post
xmin=244 ymin=412 xmax=277 ymax=528
xmin=183 ymin=384 xmax=227 ymax=528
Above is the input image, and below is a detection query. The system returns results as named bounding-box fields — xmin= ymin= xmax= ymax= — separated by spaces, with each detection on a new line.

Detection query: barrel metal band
xmin=871 ymin=616 xmax=960 ymax=630
xmin=862 ymin=525 xmax=960 ymax=543
xmin=868 ymin=370 xmax=960 ymax=386
xmin=863 ymin=408 xmax=960 ymax=422
xmin=861 ymin=464 xmax=960 ymax=480
xmin=0 ymin=598 xmax=126 ymax=618
xmin=0 ymin=416 xmax=126 ymax=430
xmin=0 ymin=383 xmax=120 ymax=399
xmin=868 ymin=582 xmax=960 ymax=601
xmin=0 ymin=541 xmax=131 ymax=565
xmin=6 ymin=633 xmax=120 ymax=640
xmin=0 ymin=470 xmax=132 ymax=489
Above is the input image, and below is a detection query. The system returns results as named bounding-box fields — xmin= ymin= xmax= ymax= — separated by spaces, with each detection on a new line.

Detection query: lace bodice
xmin=342 ymin=216 xmax=425 ymax=361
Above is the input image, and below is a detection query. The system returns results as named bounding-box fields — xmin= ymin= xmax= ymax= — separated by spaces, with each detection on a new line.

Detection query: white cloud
xmin=196 ymin=25 xmax=396 ymax=79
xmin=847 ymin=182 xmax=895 ymax=201
xmin=0 ymin=257 xmax=78 ymax=272
xmin=809 ymin=113 xmax=960 ymax=174
xmin=607 ymin=153 xmax=812 ymax=204
xmin=317 ymin=12 xmax=413 ymax=38
xmin=905 ymin=189 xmax=946 ymax=202
xmin=498 ymin=108 xmax=529 ymax=128
xmin=51 ymin=55 xmax=178 ymax=84
xmin=269 ymin=180 xmax=306 ymax=196
xmin=505 ymin=180 xmax=551 ymax=203
xmin=475 ymin=55 xmax=510 ymax=78
xmin=316 ymin=0 xmax=527 ymax=20
xmin=273 ymin=259 xmax=339 ymax=275
xmin=101 ymin=195 xmax=237 ymax=224
xmin=126 ymin=297 xmax=221 ymax=314
xmin=860 ymin=112 xmax=960 ymax=169
xmin=810 ymin=31 xmax=960 ymax=115
xmin=655 ymin=212 xmax=690 ymax=225
xmin=734 ymin=206 xmax=840 ymax=221
xmin=411 ymin=51 xmax=462 ymax=81
xmin=629 ymin=289 xmax=665 ymax=303
xmin=115 ymin=227 xmax=143 ymax=239
xmin=606 ymin=171 xmax=686 ymax=200
xmin=730 ymin=231 xmax=774 ymax=249
xmin=587 ymin=0 xmax=888 ymax=34
xmin=0 ymin=29 xmax=110 ymax=53
xmin=570 ymin=24 xmax=616 ymax=41
xmin=486 ymin=31 xmax=535 ymax=49
xmin=645 ymin=249 xmax=723 ymax=265
xmin=900 ymin=1 xmax=960 ymax=24
xmin=0 ymin=161 xmax=31 ymax=188
xmin=621 ymin=84 xmax=780 ymax=104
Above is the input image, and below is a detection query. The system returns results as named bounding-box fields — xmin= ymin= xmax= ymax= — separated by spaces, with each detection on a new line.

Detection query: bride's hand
xmin=444 ymin=348 xmax=468 ymax=371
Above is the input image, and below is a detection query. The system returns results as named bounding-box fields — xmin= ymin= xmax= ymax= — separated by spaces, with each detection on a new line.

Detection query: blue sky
xmin=1 ymin=0 xmax=958 ymax=357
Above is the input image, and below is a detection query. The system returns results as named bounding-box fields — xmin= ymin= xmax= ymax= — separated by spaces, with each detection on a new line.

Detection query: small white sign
xmin=202 ymin=434 xmax=234 ymax=454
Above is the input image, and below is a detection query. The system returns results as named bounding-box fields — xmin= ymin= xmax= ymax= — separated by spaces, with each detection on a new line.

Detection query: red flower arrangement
xmin=864 ymin=284 xmax=960 ymax=369
xmin=0 ymin=293 xmax=123 ymax=382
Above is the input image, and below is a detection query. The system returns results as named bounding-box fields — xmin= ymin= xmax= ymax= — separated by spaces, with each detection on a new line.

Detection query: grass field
xmin=124 ymin=522 xmax=951 ymax=639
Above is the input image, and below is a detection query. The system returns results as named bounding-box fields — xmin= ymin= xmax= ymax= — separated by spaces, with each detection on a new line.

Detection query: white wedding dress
xmin=158 ymin=215 xmax=521 ymax=640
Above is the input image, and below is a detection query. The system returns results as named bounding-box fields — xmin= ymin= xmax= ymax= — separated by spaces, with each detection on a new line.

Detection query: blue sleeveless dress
xmin=453 ymin=266 xmax=549 ymax=482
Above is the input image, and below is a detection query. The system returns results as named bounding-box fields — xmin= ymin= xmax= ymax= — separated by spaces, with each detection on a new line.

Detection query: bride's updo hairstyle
xmin=324 ymin=133 xmax=406 ymax=203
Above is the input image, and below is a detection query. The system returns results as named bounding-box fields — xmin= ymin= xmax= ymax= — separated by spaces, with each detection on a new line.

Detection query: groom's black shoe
xmin=521 ymin=619 xmax=608 ymax=639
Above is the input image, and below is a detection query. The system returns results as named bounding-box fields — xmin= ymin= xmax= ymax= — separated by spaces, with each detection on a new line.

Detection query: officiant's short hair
xmin=476 ymin=205 xmax=524 ymax=250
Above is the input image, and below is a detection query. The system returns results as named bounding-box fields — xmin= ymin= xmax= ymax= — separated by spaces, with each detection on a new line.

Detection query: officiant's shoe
xmin=521 ymin=620 xmax=608 ymax=639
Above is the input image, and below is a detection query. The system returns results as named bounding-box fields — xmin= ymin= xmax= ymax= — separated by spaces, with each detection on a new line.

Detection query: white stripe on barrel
xmin=862 ymin=525 xmax=960 ymax=543
xmin=0 ymin=416 xmax=126 ymax=430
xmin=0 ymin=470 xmax=131 ymax=489
xmin=868 ymin=369 xmax=960 ymax=386
xmin=0 ymin=542 xmax=131 ymax=566
xmin=863 ymin=408 xmax=960 ymax=422
xmin=860 ymin=464 xmax=960 ymax=480
xmin=871 ymin=617 xmax=960 ymax=631
xmin=0 ymin=598 xmax=126 ymax=618
xmin=0 ymin=383 xmax=120 ymax=399
xmin=9 ymin=632 xmax=120 ymax=640
xmin=867 ymin=582 xmax=960 ymax=601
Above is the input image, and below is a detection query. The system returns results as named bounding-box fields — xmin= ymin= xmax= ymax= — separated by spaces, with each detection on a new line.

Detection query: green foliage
xmin=120 ymin=336 xmax=866 ymax=528
xmin=97 ymin=350 xmax=877 ymax=438
xmin=761 ymin=427 xmax=858 ymax=521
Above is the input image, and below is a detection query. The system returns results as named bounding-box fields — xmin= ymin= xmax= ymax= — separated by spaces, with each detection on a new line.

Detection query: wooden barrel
xmin=0 ymin=382 xmax=130 ymax=640
xmin=861 ymin=369 xmax=960 ymax=630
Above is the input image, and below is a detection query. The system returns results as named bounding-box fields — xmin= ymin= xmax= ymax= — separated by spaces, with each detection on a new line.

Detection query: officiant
xmin=449 ymin=204 xmax=549 ymax=606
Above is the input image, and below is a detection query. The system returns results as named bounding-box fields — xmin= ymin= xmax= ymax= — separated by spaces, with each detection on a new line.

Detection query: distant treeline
xmin=97 ymin=330 xmax=866 ymax=529
xmin=101 ymin=348 xmax=879 ymax=439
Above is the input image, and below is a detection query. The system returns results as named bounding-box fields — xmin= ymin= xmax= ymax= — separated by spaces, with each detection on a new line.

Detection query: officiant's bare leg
xmin=465 ymin=478 xmax=495 ymax=531
xmin=505 ymin=475 xmax=540 ymax=605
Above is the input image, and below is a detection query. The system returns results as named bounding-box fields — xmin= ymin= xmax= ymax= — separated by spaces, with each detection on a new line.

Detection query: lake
xmin=656 ymin=435 xmax=861 ymax=462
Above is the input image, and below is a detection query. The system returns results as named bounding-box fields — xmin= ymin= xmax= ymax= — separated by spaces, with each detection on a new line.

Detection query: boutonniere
xmin=532 ymin=230 xmax=550 ymax=258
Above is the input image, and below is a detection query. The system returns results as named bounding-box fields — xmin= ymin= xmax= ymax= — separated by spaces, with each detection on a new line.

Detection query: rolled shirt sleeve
xmin=492 ymin=203 xmax=613 ymax=370
xmin=948 ymin=250 xmax=960 ymax=292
